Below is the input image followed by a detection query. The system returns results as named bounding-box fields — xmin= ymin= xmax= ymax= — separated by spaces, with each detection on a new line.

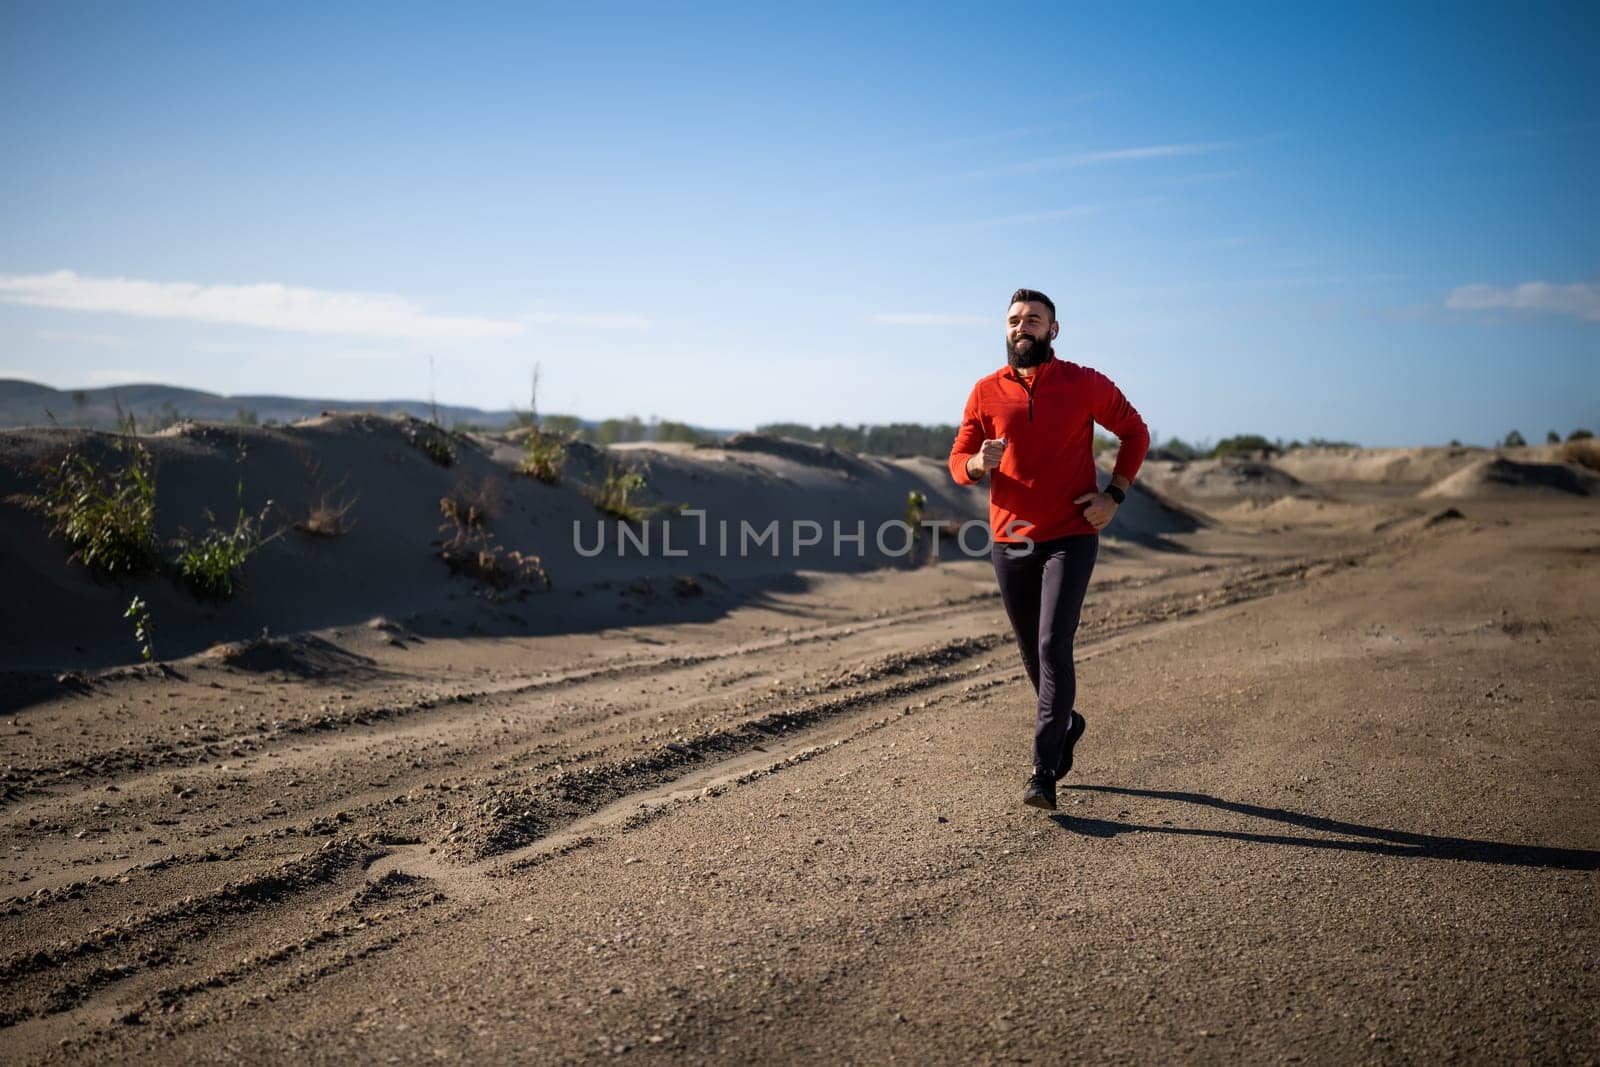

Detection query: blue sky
xmin=1 ymin=1 xmax=1595 ymax=446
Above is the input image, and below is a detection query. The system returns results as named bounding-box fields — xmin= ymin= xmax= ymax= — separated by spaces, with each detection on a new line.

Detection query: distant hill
xmin=0 ymin=378 xmax=527 ymax=431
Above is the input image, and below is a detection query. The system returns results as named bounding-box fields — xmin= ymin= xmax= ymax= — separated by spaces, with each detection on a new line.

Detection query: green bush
xmin=173 ymin=500 xmax=269 ymax=600
xmin=591 ymin=465 xmax=647 ymax=522
xmin=405 ymin=422 xmax=456 ymax=466
xmin=34 ymin=436 xmax=159 ymax=578
xmin=1158 ymin=437 xmax=1203 ymax=461
xmin=1211 ymin=434 xmax=1280 ymax=458
xmin=517 ymin=431 xmax=567 ymax=485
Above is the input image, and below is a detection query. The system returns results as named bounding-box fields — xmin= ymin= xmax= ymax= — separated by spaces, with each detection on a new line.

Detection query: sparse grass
xmin=124 ymin=595 xmax=154 ymax=661
xmin=1559 ymin=438 xmax=1600 ymax=473
xmin=517 ymin=431 xmax=567 ymax=485
xmin=173 ymin=495 xmax=274 ymax=600
xmin=405 ymin=421 xmax=457 ymax=467
xmin=32 ymin=435 xmax=159 ymax=579
xmin=589 ymin=464 xmax=647 ymax=522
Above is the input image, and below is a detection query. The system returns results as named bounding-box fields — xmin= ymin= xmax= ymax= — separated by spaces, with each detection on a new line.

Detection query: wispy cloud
xmin=1445 ymin=280 xmax=1600 ymax=322
xmin=36 ymin=328 xmax=126 ymax=346
xmin=871 ymin=313 xmax=989 ymax=327
xmin=1149 ymin=169 xmax=1251 ymax=186
xmin=933 ymin=95 xmax=1105 ymax=150
xmin=0 ymin=270 xmax=524 ymax=340
xmin=948 ymin=141 xmax=1233 ymax=183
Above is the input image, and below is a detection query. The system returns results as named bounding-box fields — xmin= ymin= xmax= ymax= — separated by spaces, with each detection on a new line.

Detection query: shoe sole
xmin=1023 ymin=792 xmax=1057 ymax=811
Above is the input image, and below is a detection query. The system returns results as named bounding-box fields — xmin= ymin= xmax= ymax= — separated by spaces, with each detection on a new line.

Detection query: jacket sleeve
xmin=1089 ymin=370 xmax=1150 ymax=484
xmin=948 ymin=382 xmax=986 ymax=485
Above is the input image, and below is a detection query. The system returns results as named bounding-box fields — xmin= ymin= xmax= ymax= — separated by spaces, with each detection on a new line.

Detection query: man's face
xmin=1005 ymin=300 xmax=1057 ymax=369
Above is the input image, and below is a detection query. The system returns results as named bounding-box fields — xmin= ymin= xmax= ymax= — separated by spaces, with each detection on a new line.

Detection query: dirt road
xmin=3 ymin=507 xmax=1596 ymax=1064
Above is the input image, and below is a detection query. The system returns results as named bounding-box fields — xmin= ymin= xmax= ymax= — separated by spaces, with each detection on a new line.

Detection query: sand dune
xmin=1273 ymin=445 xmax=1486 ymax=486
xmin=0 ymin=420 xmax=1195 ymax=671
xmin=1418 ymin=456 xmax=1599 ymax=499
xmin=1134 ymin=455 xmax=1315 ymax=504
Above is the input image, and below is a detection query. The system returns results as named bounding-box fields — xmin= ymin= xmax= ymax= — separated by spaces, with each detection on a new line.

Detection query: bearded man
xmin=948 ymin=288 xmax=1150 ymax=810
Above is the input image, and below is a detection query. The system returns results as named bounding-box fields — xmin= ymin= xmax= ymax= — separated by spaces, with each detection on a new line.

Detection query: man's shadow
xmin=1053 ymin=784 xmax=1600 ymax=871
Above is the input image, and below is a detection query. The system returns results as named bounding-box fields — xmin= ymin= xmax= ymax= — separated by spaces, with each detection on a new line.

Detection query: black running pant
xmin=990 ymin=533 xmax=1099 ymax=774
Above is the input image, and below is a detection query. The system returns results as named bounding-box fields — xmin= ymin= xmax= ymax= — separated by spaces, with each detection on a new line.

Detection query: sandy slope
xmin=1 ymin=431 xmax=1597 ymax=1064
xmin=1419 ymin=456 xmax=1599 ymax=499
xmin=0 ymin=419 xmax=1203 ymax=673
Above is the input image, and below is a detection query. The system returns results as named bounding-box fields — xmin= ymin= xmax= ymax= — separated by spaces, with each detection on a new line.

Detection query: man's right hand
xmin=969 ymin=437 xmax=1008 ymax=478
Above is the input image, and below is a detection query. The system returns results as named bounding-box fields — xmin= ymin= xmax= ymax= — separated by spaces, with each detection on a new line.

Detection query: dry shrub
xmin=437 ymin=535 xmax=550 ymax=590
xmin=440 ymin=475 xmax=500 ymax=530
xmin=435 ymin=473 xmax=547 ymax=590
xmin=1558 ymin=438 xmax=1600 ymax=473
xmin=295 ymin=493 xmax=358 ymax=537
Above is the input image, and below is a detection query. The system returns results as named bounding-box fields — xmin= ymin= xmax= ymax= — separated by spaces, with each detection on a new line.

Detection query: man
xmin=948 ymin=288 xmax=1150 ymax=811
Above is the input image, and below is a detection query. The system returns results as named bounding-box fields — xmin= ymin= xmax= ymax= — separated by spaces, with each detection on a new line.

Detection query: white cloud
xmin=0 ymin=270 xmax=525 ymax=340
xmin=1073 ymin=143 xmax=1229 ymax=165
xmin=1445 ymin=280 xmax=1600 ymax=322
xmin=871 ymin=313 xmax=989 ymax=327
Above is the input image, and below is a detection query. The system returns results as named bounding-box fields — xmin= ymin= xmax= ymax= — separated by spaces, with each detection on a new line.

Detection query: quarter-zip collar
xmin=1002 ymin=351 xmax=1056 ymax=421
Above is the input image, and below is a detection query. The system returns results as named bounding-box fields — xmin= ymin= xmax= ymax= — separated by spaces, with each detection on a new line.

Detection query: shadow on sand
xmin=1051 ymin=784 xmax=1600 ymax=871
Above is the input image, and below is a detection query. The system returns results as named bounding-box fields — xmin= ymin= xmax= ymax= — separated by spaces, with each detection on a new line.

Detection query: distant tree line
xmin=521 ymin=414 xmax=720 ymax=447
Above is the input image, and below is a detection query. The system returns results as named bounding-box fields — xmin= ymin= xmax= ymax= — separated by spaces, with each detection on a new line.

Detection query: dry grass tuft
xmin=437 ymin=537 xmax=551 ymax=590
xmin=434 ymin=473 xmax=548 ymax=590
xmin=439 ymin=476 xmax=500 ymax=531
xmin=295 ymin=493 xmax=358 ymax=538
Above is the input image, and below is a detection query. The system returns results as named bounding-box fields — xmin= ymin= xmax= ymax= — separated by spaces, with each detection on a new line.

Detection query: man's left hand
xmin=1074 ymin=491 xmax=1117 ymax=530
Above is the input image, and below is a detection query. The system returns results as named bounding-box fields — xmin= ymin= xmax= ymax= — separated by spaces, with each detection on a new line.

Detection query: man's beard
xmin=1006 ymin=333 xmax=1051 ymax=369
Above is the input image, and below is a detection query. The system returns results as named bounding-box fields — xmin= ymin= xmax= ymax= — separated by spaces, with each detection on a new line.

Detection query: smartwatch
xmin=1104 ymin=483 xmax=1126 ymax=505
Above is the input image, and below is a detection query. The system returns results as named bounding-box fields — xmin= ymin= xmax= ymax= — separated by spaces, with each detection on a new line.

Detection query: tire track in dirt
xmin=0 ymin=634 xmax=1007 ymax=1039
xmin=0 ymin=539 xmax=1397 ymax=1059
xmin=0 ymin=589 xmax=1005 ymax=808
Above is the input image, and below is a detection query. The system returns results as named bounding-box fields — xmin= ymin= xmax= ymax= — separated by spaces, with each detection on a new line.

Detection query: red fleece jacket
xmin=948 ymin=355 xmax=1150 ymax=543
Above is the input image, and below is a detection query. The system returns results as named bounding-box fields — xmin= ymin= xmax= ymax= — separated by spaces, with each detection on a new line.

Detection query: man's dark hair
xmin=1009 ymin=288 xmax=1056 ymax=321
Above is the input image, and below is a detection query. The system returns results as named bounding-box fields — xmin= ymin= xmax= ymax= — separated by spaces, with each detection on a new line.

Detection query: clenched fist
xmin=974 ymin=437 xmax=1008 ymax=473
